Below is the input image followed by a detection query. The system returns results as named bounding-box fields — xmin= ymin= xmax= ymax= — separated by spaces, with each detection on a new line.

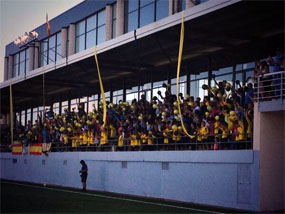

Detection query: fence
xmin=254 ymin=70 xmax=285 ymax=102
xmin=0 ymin=133 xmax=253 ymax=153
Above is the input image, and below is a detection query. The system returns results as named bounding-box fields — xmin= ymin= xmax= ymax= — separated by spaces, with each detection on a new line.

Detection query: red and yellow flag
xmin=46 ymin=14 xmax=51 ymax=37
xmin=12 ymin=143 xmax=23 ymax=155
xmin=30 ymin=143 xmax=42 ymax=155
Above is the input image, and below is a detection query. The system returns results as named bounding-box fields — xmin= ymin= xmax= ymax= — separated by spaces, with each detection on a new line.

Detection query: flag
xmin=30 ymin=143 xmax=42 ymax=155
xmin=12 ymin=143 xmax=23 ymax=155
xmin=46 ymin=13 xmax=51 ymax=37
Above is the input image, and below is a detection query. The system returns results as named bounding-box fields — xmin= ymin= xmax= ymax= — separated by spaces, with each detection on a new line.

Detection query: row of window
xmin=11 ymin=0 xmax=209 ymax=77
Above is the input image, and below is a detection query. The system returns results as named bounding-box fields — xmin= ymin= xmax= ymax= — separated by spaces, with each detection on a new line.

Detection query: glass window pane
xmin=156 ymin=0 xmax=169 ymax=21
xmin=14 ymin=53 xmax=19 ymax=65
xmin=76 ymin=35 xmax=85 ymax=53
xmin=76 ymin=20 xmax=86 ymax=36
xmin=56 ymin=32 xmax=61 ymax=45
xmin=56 ymin=45 xmax=62 ymax=60
xmin=128 ymin=11 xmax=138 ymax=32
xmin=112 ymin=19 xmax=116 ymax=39
xmin=246 ymin=70 xmax=254 ymax=83
xmin=41 ymin=51 xmax=48 ymax=66
xmin=97 ymin=26 xmax=105 ymax=44
xmin=49 ymin=48 xmax=56 ymax=63
xmin=112 ymin=4 xmax=116 ymax=19
xmin=181 ymin=0 xmax=186 ymax=11
xmin=87 ymin=15 xmax=96 ymax=32
xmin=128 ymin=0 xmax=139 ymax=12
xmin=140 ymin=4 xmax=155 ymax=27
xmin=19 ymin=61 xmax=25 ymax=75
xmin=26 ymin=49 xmax=29 ymax=60
xmin=235 ymin=73 xmax=243 ymax=89
xmin=49 ymin=35 xmax=56 ymax=48
xmin=13 ymin=64 xmax=18 ymax=77
xmin=98 ymin=10 xmax=106 ymax=27
xmin=20 ymin=51 xmax=25 ymax=62
xmin=86 ymin=30 xmax=96 ymax=49
xmin=141 ymin=0 xmax=155 ymax=7
xmin=25 ymin=59 xmax=29 ymax=72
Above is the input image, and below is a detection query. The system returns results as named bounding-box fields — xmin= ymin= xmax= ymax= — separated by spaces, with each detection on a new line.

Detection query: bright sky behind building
xmin=0 ymin=0 xmax=85 ymax=83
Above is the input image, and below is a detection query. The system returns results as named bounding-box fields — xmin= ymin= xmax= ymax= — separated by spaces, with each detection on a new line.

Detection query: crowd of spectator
xmin=2 ymin=77 xmax=256 ymax=154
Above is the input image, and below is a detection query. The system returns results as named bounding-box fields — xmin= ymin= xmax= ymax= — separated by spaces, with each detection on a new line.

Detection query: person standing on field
xmin=79 ymin=160 xmax=88 ymax=191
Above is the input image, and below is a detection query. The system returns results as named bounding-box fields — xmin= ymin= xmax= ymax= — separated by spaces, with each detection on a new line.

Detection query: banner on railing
xmin=30 ymin=143 xmax=42 ymax=155
xmin=12 ymin=143 xmax=23 ymax=155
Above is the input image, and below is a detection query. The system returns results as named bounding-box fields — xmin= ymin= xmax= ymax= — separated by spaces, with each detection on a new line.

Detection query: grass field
xmin=1 ymin=179 xmax=245 ymax=213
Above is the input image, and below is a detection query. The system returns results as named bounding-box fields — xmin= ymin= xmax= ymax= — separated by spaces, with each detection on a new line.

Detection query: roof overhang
xmin=1 ymin=0 xmax=284 ymax=113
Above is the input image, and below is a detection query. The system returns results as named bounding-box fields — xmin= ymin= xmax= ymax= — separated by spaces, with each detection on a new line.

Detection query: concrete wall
xmin=254 ymin=108 xmax=285 ymax=211
xmin=0 ymin=150 xmax=259 ymax=211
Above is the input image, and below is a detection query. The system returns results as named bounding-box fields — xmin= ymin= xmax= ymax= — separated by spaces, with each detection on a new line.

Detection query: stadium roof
xmin=1 ymin=0 xmax=284 ymax=114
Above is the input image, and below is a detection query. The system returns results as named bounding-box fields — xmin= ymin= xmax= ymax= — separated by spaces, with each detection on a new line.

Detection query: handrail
xmin=0 ymin=133 xmax=253 ymax=153
xmin=254 ymin=70 xmax=285 ymax=102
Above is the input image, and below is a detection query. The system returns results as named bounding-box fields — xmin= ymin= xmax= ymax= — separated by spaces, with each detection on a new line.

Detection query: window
xmin=125 ymin=0 xmax=169 ymax=33
xmin=88 ymin=94 xmax=98 ymax=112
xmin=111 ymin=3 xmax=117 ymax=39
xmin=13 ymin=53 xmax=19 ymax=77
xmin=190 ymin=71 xmax=208 ymax=99
xmin=21 ymin=110 xmax=25 ymax=126
xmin=26 ymin=109 xmax=31 ymax=124
xmin=113 ymin=89 xmax=123 ymax=104
xmin=32 ymin=108 xmax=38 ymax=124
xmin=76 ymin=9 xmax=106 ymax=53
xmin=40 ymin=39 xmax=48 ymax=66
xmin=40 ymin=32 xmax=62 ymax=67
xmin=13 ymin=49 xmax=29 ymax=77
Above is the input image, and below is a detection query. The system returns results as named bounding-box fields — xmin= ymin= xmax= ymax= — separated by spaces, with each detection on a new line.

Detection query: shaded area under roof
xmin=1 ymin=0 xmax=284 ymax=114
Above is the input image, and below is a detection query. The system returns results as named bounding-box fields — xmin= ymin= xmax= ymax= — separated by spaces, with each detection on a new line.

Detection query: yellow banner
xmin=176 ymin=11 xmax=194 ymax=139
xmin=94 ymin=46 xmax=107 ymax=125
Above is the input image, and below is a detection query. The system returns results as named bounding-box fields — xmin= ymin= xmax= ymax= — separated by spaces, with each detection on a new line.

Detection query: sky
xmin=0 ymin=0 xmax=85 ymax=83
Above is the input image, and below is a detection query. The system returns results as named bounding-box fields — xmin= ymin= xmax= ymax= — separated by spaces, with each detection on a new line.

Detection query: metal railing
xmin=254 ymin=70 xmax=285 ymax=102
xmin=0 ymin=133 xmax=253 ymax=153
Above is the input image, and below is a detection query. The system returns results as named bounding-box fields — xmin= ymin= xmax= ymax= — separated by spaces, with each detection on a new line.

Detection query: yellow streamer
xmin=176 ymin=11 xmax=194 ymax=139
xmin=9 ymin=84 xmax=14 ymax=144
xmin=94 ymin=46 xmax=107 ymax=125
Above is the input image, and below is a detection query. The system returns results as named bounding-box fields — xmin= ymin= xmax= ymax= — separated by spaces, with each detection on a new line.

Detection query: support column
xmin=68 ymin=24 xmax=76 ymax=56
xmin=8 ymin=55 xmax=13 ymax=79
xmin=34 ymin=42 xmax=40 ymax=69
xmin=208 ymin=56 xmax=212 ymax=86
xmin=116 ymin=0 xmax=124 ymax=37
xmin=28 ymin=46 xmax=35 ymax=72
xmin=186 ymin=0 xmax=196 ymax=9
xmin=186 ymin=66 xmax=190 ymax=95
xmin=105 ymin=5 xmax=112 ymax=41
xmin=169 ymin=0 xmax=174 ymax=15
xmin=61 ymin=27 xmax=67 ymax=58
xmin=4 ymin=57 xmax=8 ymax=81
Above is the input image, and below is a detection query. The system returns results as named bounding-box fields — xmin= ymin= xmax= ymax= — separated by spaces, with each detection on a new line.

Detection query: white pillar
xmin=61 ymin=27 xmax=67 ymax=58
xmin=186 ymin=0 xmax=196 ymax=9
xmin=116 ymin=0 xmax=124 ymax=37
xmin=105 ymin=5 xmax=112 ymax=41
xmin=34 ymin=42 xmax=40 ymax=69
xmin=8 ymin=55 xmax=13 ymax=79
xmin=28 ymin=46 xmax=34 ymax=72
xmin=4 ymin=57 xmax=8 ymax=81
xmin=68 ymin=24 xmax=76 ymax=56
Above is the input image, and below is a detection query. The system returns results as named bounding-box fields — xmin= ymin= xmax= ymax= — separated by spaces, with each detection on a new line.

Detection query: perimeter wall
xmin=0 ymin=150 xmax=259 ymax=211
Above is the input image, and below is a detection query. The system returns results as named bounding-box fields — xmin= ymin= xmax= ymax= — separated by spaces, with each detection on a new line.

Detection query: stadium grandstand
xmin=0 ymin=0 xmax=284 ymax=212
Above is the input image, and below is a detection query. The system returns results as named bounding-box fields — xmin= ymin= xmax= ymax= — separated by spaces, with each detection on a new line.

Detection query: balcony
xmin=254 ymin=71 xmax=285 ymax=112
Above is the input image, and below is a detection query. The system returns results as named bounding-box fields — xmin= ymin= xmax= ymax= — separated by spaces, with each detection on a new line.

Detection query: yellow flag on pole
xmin=94 ymin=46 xmax=107 ymax=125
